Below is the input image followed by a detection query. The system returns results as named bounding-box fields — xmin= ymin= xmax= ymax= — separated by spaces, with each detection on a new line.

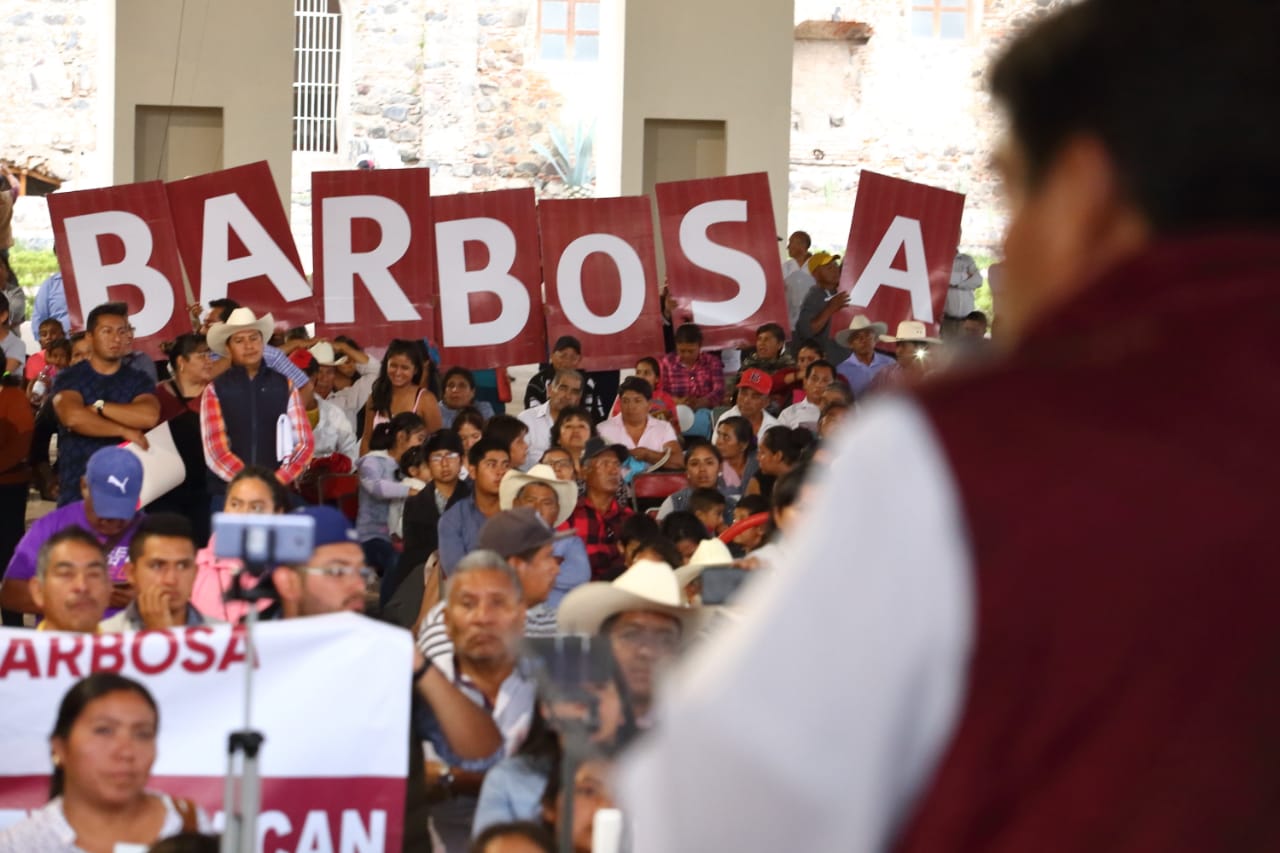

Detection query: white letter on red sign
xmin=200 ymin=193 xmax=311 ymax=303
xmin=847 ymin=215 xmax=935 ymax=323
xmin=61 ymin=211 xmax=175 ymax=338
xmin=678 ymin=200 xmax=767 ymax=325
xmin=435 ymin=217 xmax=531 ymax=347
xmin=555 ymin=234 xmax=646 ymax=335
xmin=320 ymin=195 xmax=420 ymax=324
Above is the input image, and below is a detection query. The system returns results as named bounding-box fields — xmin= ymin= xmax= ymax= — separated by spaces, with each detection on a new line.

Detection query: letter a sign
xmin=837 ymin=171 xmax=966 ymax=336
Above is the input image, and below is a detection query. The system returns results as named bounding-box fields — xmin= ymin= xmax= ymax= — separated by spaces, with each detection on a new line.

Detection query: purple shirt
xmin=837 ymin=351 xmax=896 ymax=398
xmin=4 ymin=502 xmax=142 ymax=615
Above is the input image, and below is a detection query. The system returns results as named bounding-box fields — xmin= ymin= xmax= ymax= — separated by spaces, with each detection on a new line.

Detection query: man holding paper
xmin=199 ymin=308 xmax=314 ymax=506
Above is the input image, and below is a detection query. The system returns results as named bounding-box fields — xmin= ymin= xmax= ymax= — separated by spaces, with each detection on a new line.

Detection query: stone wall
xmin=342 ymin=0 xmax=573 ymax=195
xmin=0 ymin=0 xmax=100 ymax=244
xmin=788 ymin=0 xmax=1070 ymax=256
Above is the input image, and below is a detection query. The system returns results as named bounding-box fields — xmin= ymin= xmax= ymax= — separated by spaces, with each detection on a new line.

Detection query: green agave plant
xmin=532 ymin=120 xmax=596 ymax=188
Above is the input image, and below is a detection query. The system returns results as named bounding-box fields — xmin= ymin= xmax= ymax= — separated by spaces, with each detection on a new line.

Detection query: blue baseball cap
xmin=85 ymin=446 xmax=144 ymax=520
xmin=292 ymin=505 xmax=359 ymax=549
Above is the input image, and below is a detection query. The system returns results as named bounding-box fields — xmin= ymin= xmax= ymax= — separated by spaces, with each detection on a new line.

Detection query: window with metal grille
xmin=294 ymin=0 xmax=341 ymax=153
xmin=909 ymin=0 xmax=972 ymax=40
xmin=539 ymin=0 xmax=600 ymax=62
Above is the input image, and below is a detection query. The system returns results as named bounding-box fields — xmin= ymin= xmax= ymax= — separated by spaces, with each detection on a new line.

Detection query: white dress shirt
xmin=516 ymin=400 xmax=555 ymax=472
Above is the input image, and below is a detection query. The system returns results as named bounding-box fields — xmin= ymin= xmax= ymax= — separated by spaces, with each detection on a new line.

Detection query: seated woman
xmin=189 ymin=466 xmax=290 ymax=623
xmin=549 ymin=406 xmax=597 ymax=482
xmin=357 ymin=412 xmax=427 ymax=600
xmin=713 ymin=416 xmax=758 ymax=507
xmin=439 ymin=366 xmax=495 ymax=428
xmin=656 ymin=439 xmax=725 ymax=521
xmin=0 ymin=672 xmax=209 ymax=851
xmin=597 ymin=377 xmax=684 ymax=472
xmin=746 ymin=425 xmax=814 ymax=503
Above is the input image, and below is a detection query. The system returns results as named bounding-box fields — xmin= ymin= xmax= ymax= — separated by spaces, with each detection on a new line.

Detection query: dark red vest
xmin=894 ymin=232 xmax=1280 ymax=852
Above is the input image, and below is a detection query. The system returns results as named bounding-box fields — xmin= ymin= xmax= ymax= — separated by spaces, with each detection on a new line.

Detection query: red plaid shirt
xmin=659 ymin=351 xmax=724 ymax=405
xmin=200 ymin=379 xmax=315 ymax=485
xmin=561 ymin=496 xmax=634 ymax=581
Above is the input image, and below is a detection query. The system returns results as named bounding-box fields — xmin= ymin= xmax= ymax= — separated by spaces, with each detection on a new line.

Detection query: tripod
xmin=219 ymin=560 xmax=277 ymax=853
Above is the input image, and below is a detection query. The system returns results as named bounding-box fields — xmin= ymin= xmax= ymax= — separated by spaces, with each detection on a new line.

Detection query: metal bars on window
xmin=294 ymin=0 xmax=341 ymax=153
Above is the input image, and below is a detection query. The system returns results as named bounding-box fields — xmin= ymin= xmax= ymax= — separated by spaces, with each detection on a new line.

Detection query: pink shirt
xmin=190 ymin=535 xmax=271 ymax=623
xmin=597 ymin=414 xmax=679 ymax=453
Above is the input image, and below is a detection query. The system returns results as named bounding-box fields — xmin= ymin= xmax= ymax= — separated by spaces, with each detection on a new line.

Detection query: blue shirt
xmin=439 ymin=400 xmax=494 ymax=428
xmin=51 ymin=361 xmax=155 ymax=505
xmin=31 ymin=273 xmax=68 ymax=334
xmin=549 ymin=535 xmax=590 ymax=610
xmin=437 ymin=497 xmax=490 ymax=575
xmin=837 ymin=351 xmax=896 ymax=398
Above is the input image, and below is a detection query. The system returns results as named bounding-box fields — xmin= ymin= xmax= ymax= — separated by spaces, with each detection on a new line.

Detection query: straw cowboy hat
xmin=498 ymin=464 xmax=579 ymax=527
xmin=557 ymin=559 xmax=701 ymax=635
xmin=206 ymin=307 xmax=275 ymax=357
xmin=308 ymin=341 xmax=348 ymax=367
xmin=674 ymin=538 xmax=735 ymax=588
xmin=835 ymin=315 xmax=890 ymax=348
xmin=879 ymin=320 xmax=941 ymax=345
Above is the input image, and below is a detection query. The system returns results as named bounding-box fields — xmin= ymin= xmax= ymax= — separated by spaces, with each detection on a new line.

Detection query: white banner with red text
xmin=0 ymin=614 xmax=411 ymax=853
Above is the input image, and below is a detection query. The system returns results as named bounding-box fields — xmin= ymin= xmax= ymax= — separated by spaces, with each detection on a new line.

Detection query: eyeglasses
xmin=429 ymin=452 xmax=461 ymax=463
xmin=612 ymin=626 xmax=681 ymax=652
xmin=301 ymin=566 xmax=374 ymax=582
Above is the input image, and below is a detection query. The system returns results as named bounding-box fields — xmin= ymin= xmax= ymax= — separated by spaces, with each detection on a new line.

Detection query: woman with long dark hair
xmin=148 ymin=334 xmax=216 ymax=546
xmin=360 ymin=339 xmax=442 ymax=454
xmin=358 ymin=411 xmax=427 ymax=598
xmin=0 ymin=673 xmax=208 ymax=850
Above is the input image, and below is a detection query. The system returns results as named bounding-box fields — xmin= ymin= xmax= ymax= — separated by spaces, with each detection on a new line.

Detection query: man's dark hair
xmin=735 ymin=494 xmax=771 ymax=517
xmin=483 ymin=415 xmax=529 ymax=455
xmin=36 ymin=528 xmax=105 ymax=581
xmin=823 ymin=381 xmax=855 ymax=408
xmin=207 ymin=298 xmax=241 ymax=323
xmin=86 ymin=301 xmax=128 ymax=332
xmin=618 ymin=513 xmax=660 ymax=546
xmin=990 ymin=0 xmax=1280 ymax=231
xmin=795 ymin=337 xmax=824 ymax=357
xmin=631 ymin=535 xmax=685 ymax=568
xmin=128 ymin=513 xmax=196 ymax=562
xmin=806 ymin=359 xmax=835 ymax=380
xmin=468 ymin=436 xmax=510 ymax=468
xmin=689 ymin=487 xmax=727 ymax=516
xmin=790 ymin=230 xmax=812 ymax=250
xmin=617 ymin=375 xmax=653 ymax=400
xmin=965 ymin=310 xmax=989 ymax=327
xmin=470 ymin=821 xmax=554 ymax=853
xmin=443 ymin=365 xmax=476 ymax=390
xmin=661 ymin=510 xmax=708 ymax=545
xmin=756 ymin=323 xmax=785 ymax=343
xmin=674 ymin=323 xmax=703 ymax=346
xmin=551 ymin=334 xmax=582 ymax=354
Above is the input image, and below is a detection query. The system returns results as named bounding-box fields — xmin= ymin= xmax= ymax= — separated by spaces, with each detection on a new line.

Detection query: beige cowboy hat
xmin=498 ymin=464 xmax=578 ymax=527
xmin=674 ymin=538 xmax=735 ymax=588
xmin=557 ymin=558 xmax=702 ymax=635
xmin=308 ymin=341 xmax=348 ymax=367
xmin=206 ymin=307 xmax=276 ymax=356
xmin=879 ymin=319 xmax=941 ymax=345
xmin=835 ymin=314 xmax=890 ymax=348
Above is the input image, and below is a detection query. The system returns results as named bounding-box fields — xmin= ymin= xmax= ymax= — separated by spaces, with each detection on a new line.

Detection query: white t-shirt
xmin=0 ymin=793 xmax=210 ymax=853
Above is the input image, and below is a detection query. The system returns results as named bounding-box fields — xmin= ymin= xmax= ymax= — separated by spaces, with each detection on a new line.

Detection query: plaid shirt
xmin=200 ymin=376 xmax=314 ymax=484
xmin=659 ymin=351 xmax=724 ymax=404
xmin=562 ymin=496 xmax=634 ymax=582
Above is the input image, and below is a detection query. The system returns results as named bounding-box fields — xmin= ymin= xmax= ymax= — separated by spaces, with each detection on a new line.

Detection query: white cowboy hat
xmin=308 ymin=341 xmax=348 ymax=366
xmin=557 ymin=559 xmax=701 ymax=635
xmin=498 ymin=464 xmax=578 ymax=527
xmin=206 ymin=307 xmax=276 ymax=356
xmin=674 ymin=538 xmax=735 ymax=588
xmin=879 ymin=319 xmax=941 ymax=345
xmin=834 ymin=314 xmax=890 ymax=348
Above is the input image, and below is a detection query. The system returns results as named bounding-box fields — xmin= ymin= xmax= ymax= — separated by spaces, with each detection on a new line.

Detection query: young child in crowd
xmin=388 ymin=444 xmax=430 ymax=540
xmin=357 ymin=412 xmax=427 ymax=582
xmin=27 ymin=337 xmax=70 ymax=407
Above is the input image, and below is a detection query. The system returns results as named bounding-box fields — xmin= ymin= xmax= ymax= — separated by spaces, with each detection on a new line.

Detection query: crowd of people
xmin=0 ymin=225 xmax=991 ymax=851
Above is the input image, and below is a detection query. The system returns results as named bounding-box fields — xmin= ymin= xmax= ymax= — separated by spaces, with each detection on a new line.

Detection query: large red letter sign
xmin=430 ymin=188 xmax=545 ymax=369
xmin=311 ymin=169 xmax=434 ymax=341
xmin=49 ymin=181 xmax=190 ymax=355
xmin=165 ymin=161 xmax=314 ymax=329
xmin=836 ymin=171 xmax=965 ymax=336
xmin=538 ymin=197 xmax=663 ymax=369
xmin=655 ymin=173 xmax=789 ymax=349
